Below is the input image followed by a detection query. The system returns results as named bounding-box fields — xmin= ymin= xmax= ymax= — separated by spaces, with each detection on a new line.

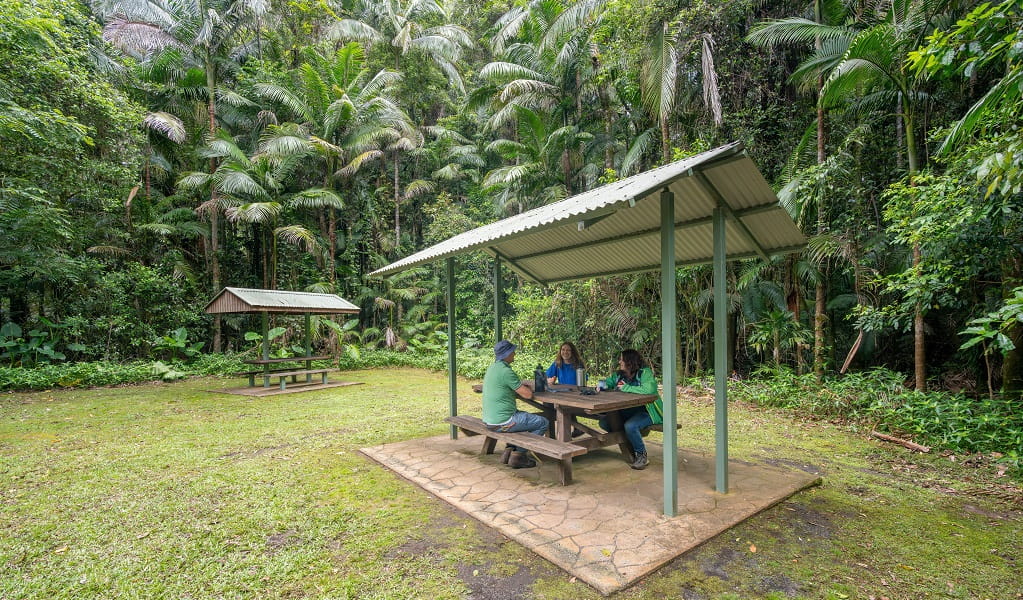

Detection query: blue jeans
xmin=487 ymin=411 xmax=549 ymax=453
xmin=599 ymin=406 xmax=653 ymax=455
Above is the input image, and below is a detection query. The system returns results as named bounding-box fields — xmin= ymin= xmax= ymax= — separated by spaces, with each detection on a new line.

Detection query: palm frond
xmin=479 ymin=61 xmax=547 ymax=83
xmin=142 ymin=111 xmax=186 ymax=143
xmin=217 ymin=171 xmax=271 ymax=202
xmin=86 ymin=245 xmax=131 ymax=256
xmin=176 ymin=171 xmax=212 ymax=191
xmin=225 ymin=201 xmax=282 ymax=224
xmin=490 ymin=6 xmax=528 ymax=56
xmin=940 ymin=69 xmax=1023 ymax=156
xmin=619 ymin=128 xmax=655 ymax=177
xmin=326 ymin=19 xmax=386 ymax=44
xmin=337 ymin=150 xmax=383 ymax=177
xmin=403 ymin=179 xmax=434 ymax=198
xmin=274 ymin=224 xmax=318 ymax=252
xmin=289 ymin=188 xmax=343 ymax=210
xmin=543 ymin=0 xmax=607 ymax=51
xmin=252 ymin=83 xmax=311 ymax=122
xmin=103 ymin=18 xmax=180 ymax=57
xmin=640 ymin=21 xmax=678 ymax=119
xmin=746 ymin=18 xmax=854 ymax=47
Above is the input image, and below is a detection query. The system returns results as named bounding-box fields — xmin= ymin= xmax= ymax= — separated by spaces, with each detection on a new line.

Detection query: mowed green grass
xmin=1 ymin=368 xmax=1020 ymax=599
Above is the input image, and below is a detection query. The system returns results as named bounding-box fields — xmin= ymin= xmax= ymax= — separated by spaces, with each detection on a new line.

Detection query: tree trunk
xmin=328 ymin=207 xmax=338 ymax=284
xmin=787 ymin=256 xmax=804 ymax=374
xmin=814 ymin=280 xmax=826 ymax=379
xmin=1003 ymin=319 xmax=1023 ymax=399
xmin=661 ymin=115 xmax=670 ymax=164
xmin=393 ymin=150 xmax=401 ymax=250
xmin=903 ymin=99 xmax=925 ymax=391
xmin=913 ymin=243 xmax=926 ymax=391
xmin=1001 ymin=249 xmax=1023 ymax=399
xmin=206 ymin=61 xmax=222 ymax=352
xmin=814 ymin=70 xmax=828 ymax=382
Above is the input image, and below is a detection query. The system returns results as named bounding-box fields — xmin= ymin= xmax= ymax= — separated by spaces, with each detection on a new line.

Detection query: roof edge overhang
xmin=204 ymin=287 xmax=361 ymax=315
xmin=369 ymin=143 xmax=748 ymax=279
xmin=370 ymin=141 xmax=805 ymax=283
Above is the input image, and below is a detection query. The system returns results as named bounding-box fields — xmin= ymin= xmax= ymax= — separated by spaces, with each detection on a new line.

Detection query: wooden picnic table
xmin=461 ymin=381 xmax=658 ymax=483
xmin=242 ymin=355 xmax=333 ymax=389
xmin=530 ymin=384 xmax=658 ymax=459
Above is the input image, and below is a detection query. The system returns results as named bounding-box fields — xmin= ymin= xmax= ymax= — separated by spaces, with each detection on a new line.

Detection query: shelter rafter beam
xmin=536 ymin=243 xmax=807 ymax=284
xmin=513 ymin=204 xmax=780 ymax=264
xmin=693 ymin=171 xmax=770 ymax=263
xmin=489 ymin=248 xmax=544 ymax=284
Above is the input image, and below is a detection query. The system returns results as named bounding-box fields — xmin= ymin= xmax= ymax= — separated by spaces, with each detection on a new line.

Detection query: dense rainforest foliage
xmin=1 ymin=0 xmax=1020 ymax=403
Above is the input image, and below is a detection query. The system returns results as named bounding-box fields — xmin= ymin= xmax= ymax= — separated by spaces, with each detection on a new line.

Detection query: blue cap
xmin=494 ymin=340 xmax=517 ymax=361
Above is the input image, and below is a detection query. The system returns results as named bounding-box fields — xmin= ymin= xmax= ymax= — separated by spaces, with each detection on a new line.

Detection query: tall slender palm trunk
xmin=814 ymin=71 xmax=828 ymax=382
xmin=206 ymin=64 xmax=222 ymax=352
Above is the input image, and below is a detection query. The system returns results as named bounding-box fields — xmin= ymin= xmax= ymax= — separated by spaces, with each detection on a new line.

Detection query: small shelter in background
xmin=205 ymin=287 xmax=360 ymax=394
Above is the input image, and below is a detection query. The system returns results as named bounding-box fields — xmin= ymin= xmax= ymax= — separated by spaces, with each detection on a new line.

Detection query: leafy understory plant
xmin=0 ymin=320 xmax=84 ymax=367
xmin=152 ymin=327 xmax=204 ymax=361
xmin=244 ymin=326 xmax=303 ymax=358
xmin=960 ymin=286 xmax=1023 ymax=398
xmin=150 ymin=361 xmax=187 ymax=381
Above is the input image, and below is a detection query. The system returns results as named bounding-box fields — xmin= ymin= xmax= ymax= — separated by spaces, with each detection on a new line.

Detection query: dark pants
xmin=600 ymin=406 xmax=653 ymax=455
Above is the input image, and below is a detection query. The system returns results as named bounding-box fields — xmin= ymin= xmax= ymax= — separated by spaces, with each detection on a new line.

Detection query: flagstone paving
xmin=362 ymin=435 xmax=820 ymax=595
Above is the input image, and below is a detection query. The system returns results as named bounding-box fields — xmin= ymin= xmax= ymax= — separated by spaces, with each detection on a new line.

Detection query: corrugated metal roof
xmin=370 ymin=141 xmax=805 ymax=283
xmin=204 ymin=287 xmax=360 ymax=314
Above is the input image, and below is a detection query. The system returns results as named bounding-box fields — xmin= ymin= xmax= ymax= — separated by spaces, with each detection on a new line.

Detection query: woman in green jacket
xmin=597 ymin=349 xmax=663 ymax=470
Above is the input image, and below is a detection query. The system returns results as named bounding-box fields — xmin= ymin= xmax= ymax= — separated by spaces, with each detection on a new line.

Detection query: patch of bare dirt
xmin=456 ymin=564 xmax=545 ymax=600
xmin=266 ymin=529 xmax=298 ymax=551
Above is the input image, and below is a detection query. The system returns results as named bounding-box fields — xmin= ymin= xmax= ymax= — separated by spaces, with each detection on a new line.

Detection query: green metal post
xmin=304 ymin=312 xmax=312 ymax=381
xmin=447 ymin=257 xmax=458 ymax=439
xmin=304 ymin=313 xmax=311 ymax=358
xmin=261 ymin=312 xmax=270 ymax=360
xmin=494 ymin=255 xmax=503 ymax=342
xmin=660 ymin=189 xmax=678 ymax=516
xmin=713 ymin=206 xmax=729 ymax=493
xmin=261 ymin=311 xmax=270 ymax=388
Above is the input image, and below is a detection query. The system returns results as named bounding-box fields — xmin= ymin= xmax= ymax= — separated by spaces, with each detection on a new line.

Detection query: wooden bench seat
xmin=640 ymin=423 xmax=682 ymax=436
xmin=241 ymin=368 xmax=336 ymax=389
xmin=444 ymin=415 xmax=587 ymax=485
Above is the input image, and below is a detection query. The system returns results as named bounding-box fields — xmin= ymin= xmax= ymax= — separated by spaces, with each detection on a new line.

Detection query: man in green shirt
xmin=482 ymin=340 xmax=548 ymax=469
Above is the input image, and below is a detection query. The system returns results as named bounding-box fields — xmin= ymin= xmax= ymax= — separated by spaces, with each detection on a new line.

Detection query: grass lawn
xmin=1 ymin=368 xmax=1020 ymax=599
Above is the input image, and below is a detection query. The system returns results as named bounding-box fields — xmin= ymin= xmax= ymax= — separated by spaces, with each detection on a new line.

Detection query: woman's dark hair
xmin=619 ymin=349 xmax=645 ymax=376
xmin=554 ymin=341 xmax=584 ymax=368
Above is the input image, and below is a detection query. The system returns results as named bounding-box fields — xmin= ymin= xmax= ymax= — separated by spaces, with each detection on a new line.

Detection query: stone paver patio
xmin=362 ymin=434 xmax=820 ymax=594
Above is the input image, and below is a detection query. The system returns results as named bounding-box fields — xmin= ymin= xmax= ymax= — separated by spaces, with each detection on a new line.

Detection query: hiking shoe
xmin=630 ymin=451 xmax=649 ymax=470
xmin=509 ymin=452 xmax=537 ymax=469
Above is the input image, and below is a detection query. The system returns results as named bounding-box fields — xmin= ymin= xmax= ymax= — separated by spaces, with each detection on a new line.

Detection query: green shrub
xmin=868 ymin=391 xmax=1023 ymax=458
xmin=0 ymin=353 xmax=251 ymax=390
xmin=732 ymin=366 xmax=1022 ymax=471
xmin=335 ymin=347 xmax=550 ymax=380
xmin=188 ymin=353 xmax=248 ymax=376
xmin=0 ymin=361 xmax=159 ymax=390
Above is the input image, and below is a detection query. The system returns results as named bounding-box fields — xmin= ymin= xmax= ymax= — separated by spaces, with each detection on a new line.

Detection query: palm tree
xmin=482 ymin=105 xmax=591 ymax=213
xmin=327 ymin=0 xmax=473 ymax=93
xmin=96 ymin=0 xmax=268 ymax=350
xmin=641 ymin=21 xmax=723 ymax=164
xmin=251 ymin=42 xmax=414 ymax=276
xmin=177 ymin=130 xmax=337 ymax=288
xmin=819 ymin=0 xmax=951 ymax=390
xmin=747 ymin=0 xmax=857 ymax=380
xmin=326 ymin=0 xmax=472 ymax=246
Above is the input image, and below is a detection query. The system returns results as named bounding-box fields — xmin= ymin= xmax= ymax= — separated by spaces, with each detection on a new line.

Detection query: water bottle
xmin=576 ymin=367 xmax=586 ymax=388
xmin=533 ymin=364 xmax=546 ymax=392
